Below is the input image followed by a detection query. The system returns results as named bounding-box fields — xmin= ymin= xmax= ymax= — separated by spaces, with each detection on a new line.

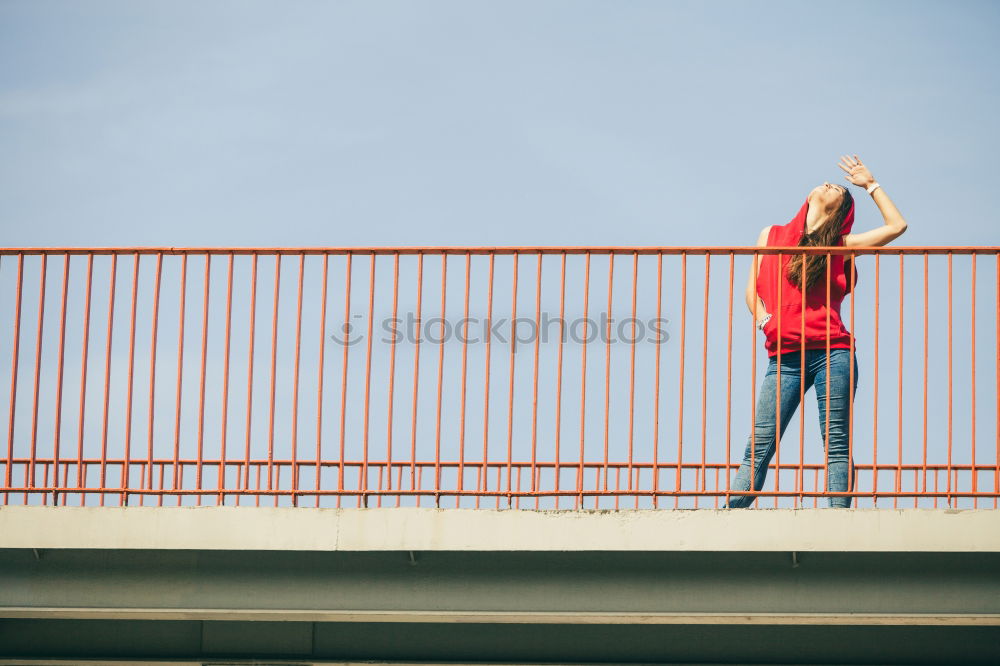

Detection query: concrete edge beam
xmin=1 ymin=506 xmax=998 ymax=552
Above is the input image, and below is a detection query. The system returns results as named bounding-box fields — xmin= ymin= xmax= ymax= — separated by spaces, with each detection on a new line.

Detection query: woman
xmin=725 ymin=155 xmax=908 ymax=508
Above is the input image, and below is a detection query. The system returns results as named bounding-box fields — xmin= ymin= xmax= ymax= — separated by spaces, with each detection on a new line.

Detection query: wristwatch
xmin=757 ymin=313 xmax=772 ymax=331
xmin=866 ymin=181 xmax=881 ymax=195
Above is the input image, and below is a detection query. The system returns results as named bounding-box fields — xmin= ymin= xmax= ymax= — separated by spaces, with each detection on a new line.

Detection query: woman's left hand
xmin=838 ymin=155 xmax=875 ymax=188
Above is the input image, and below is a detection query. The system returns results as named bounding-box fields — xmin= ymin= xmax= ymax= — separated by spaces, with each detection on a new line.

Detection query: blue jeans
xmin=726 ymin=348 xmax=859 ymax=508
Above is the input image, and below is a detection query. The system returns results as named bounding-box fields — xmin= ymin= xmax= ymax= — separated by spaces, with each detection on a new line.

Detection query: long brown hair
xmin=785 ymin=189 xmax=854 ymax=293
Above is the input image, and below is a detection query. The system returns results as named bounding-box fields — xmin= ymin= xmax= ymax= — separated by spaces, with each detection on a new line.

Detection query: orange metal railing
xmin=0 ymin=247 xmax=997 ymax=508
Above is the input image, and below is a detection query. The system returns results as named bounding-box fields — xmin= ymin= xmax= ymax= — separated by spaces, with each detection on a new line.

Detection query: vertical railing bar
xmin=408 ymin=252 xmax=422 ymax=506
xmin=813 ymin=467 xmax=819 ymax=508
xmin=60 ymin=461 xmax=69 ymax=505
xmin=654 ymin=251 xmax=664 ymax=508
xmin=4 ymin=254 xmax=24 ymax=505
xmin=628 ymin=252 xmax=638 ymax=508
xmin=714 ymin=467 xmax=720 ymax=507
xmin=362 ymin=254 xmax=377 ymax=508
xmin=314 ymin=253 xmax=329 ymax=508
xmin=395 ymin=465 xmax=403 ymax=506
xmin=479 ymin=253 xmax=494 ymax=509
xmin=872 ymin=253 xmax=881 ymax=506
xmin=773 ymin=249 xmax=784 ymax=509
xmin=576 ymin=252 xmax=591 ymax=510
xmin=265 ymin=254 xmax=282 ymax=505
xmin=505 ymin=252 xmax=519 ymax=507
xmin=744 ymin=248 xmax=759 ymax=510
xmin=494 ymin=465 xmax=501 ymax=508
xmin=922 ymin=253 xmax=929 ymax=505
xmin=970 ymin=253 xmax=977 ymax=505
xmin=275 ymin=465 xmax=281 ymax=506
xmin=218 ymin=253 xmax=234 ymax=506
xmin=675 ymin=251 xmax=686 ymax=508
xmin=721 ymin=252 xmax=734 ymax=508
xmin=848 ymin=250 xmax=856 ymax=506
xmin=195 ymin=254 xmax=212 ymax=506
xmin=699 ymin=253 xmax=709 ymax=508
xmin=530 ymin=254 xmax=542 ymax=509
xmin=290 ymin=253 xmax=306 ymax=506
xmin=242 ymin=253 xmax=259 ymax=506
xmin=946 ymin=251 xmax=953 ymax=505
xmin=98 ymin=254 xmax=117 ymax=506
xmin=456 ymin=252 xmax=471 ymax=508
xmin=896 ymin=254 xmax=904 ymax=509
xmin=144 ymin=253 xmax=163 ymax=498
xmin=337 ymin=253 xmax=353 ymax=506
xmin=602 ymin=253 xmax=614 ymax=505
xmin=824 ymin=251 xmax=832 ymax=503
xmin=386 ymin=253 xmax=400 ymax=508
xmin=432 ymin=254 xmax=445 ymax=507
xmin=28 ymin=254 xmax=47 ymax=496
xmin=170 ymin=254 xmax=187 ymax=506
xmin=50 ymin=254 xmax=71 ymax=503
xmin=418 ymin=466 xmax=426 ymax=506
xmin=121 ymin=253 xmax=140 ymax=507
xmin=798 ymin=252 xmax=806 ymax=507
xmin=553 ymin=252 xmax=567 ymax=509
xmin=75 ymin=254 xmax=94 ymax=505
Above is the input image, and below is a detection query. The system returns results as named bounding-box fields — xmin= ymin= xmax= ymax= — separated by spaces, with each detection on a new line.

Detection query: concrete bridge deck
xmin=2 ymin=508 xmax=999 ymax=664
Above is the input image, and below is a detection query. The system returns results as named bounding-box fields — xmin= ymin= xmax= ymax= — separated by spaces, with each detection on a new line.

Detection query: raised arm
xmin=838 ymin=154 xmax=908 ymax=248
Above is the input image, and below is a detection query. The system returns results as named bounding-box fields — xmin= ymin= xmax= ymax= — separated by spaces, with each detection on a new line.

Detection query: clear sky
xmin=2 ymin=0 xmax=998 ymax=247
xmin=1 ymin=1 xmax=997 ymax=509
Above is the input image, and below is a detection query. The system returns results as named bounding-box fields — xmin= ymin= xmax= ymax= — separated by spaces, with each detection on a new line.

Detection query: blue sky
xmin=0 ymin=1 xmax=997 ymax=509
xmin=1 ymin=0 xmax=998 ymax=247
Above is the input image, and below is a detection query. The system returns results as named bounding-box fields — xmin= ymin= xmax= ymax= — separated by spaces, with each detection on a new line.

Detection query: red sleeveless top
xmin=756 ymin=196 xmax=858 ymax=358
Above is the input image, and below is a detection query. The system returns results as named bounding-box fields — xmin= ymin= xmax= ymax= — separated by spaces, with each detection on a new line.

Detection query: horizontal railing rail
xmin=0 ymin=247 xmax=997 ymax=509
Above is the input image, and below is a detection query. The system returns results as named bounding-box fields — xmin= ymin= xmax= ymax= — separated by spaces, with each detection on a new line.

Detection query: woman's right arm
xmin=745 ymin=226 xmax=771 ymax=321
xmin=839 ymin=155 xmax=909 ymax=247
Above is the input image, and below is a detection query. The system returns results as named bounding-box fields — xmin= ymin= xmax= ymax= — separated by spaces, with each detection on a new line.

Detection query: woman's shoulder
xmin=756 ymin=225 xmax=774 ymax=247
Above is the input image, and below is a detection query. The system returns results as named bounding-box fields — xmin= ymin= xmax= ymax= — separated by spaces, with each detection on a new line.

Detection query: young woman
xmin=725 ymin=155 xmax=908 ymax=508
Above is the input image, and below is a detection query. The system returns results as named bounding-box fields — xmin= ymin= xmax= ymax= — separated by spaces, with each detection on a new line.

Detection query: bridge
xmin=1 ymin=246 xmax=999 ymax=664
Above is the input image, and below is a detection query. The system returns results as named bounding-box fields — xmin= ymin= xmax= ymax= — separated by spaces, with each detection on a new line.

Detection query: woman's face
xmin=808 ymin=182 xmax=847 ymax=213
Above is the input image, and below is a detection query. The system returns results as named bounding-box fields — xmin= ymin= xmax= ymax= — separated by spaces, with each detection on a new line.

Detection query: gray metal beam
xmin=2 ymin=619 xmax=999 ymax=664
xmin=3 ymin=550 xmax=999 ymax=619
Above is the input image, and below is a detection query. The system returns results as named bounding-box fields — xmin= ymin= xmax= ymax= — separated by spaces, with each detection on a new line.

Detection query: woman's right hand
xmin=838 ymin=155 xmax=876 ymax=189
